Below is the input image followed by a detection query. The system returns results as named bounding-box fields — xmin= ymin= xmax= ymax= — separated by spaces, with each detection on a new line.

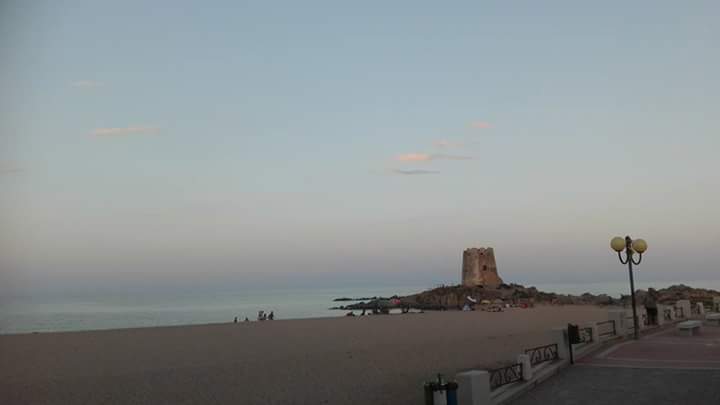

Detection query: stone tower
xmin=462 ymin=247 xmax=503 ymax=287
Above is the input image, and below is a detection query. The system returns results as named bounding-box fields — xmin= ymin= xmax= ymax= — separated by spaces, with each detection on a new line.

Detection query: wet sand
xmin=0 ymin=305 xmax=610 ymax=405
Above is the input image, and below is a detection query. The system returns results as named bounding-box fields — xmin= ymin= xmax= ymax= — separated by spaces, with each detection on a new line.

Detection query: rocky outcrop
xmin=331 ymin=283 xmax=720 ymax=312
xmin=462 ymin=247 xmax=503 ymax=287
xmin=628 ymin=285 xmax=720 ymax=306
xmin=397 ymin=283 xmax=618 ymax=309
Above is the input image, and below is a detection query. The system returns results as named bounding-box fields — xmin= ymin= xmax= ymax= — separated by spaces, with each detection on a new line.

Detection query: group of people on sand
xmin=233 ymin=310 xmax=275 ymax=323
xmin=345 ymin=307 xmax=421 ymax=317
xmin=257 ymin=310 xmax=274 ymax=321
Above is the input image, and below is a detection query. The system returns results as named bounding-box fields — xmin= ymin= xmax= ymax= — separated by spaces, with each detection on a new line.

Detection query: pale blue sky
xmin=1 ymin=1 xmax=719 ymax=293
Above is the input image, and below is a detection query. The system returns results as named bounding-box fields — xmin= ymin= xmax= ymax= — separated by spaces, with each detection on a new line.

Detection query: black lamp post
xmin=611 ymin=235 xmax=648 ymax=340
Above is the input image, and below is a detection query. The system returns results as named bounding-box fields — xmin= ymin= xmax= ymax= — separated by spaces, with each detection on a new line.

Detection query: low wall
xmin=453 ymin=309 xmax=662 ymax=405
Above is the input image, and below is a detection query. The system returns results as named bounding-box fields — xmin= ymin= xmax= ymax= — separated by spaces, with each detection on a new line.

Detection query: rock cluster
xmin=331 ymin=283 xmax=720 ymax=313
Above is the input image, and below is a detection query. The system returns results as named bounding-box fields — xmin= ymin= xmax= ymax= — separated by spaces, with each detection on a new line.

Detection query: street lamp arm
xmin=618 ymin=251 xmax=629 ymax=264
xmin=631 ymin=253 xmax=642 ymax=266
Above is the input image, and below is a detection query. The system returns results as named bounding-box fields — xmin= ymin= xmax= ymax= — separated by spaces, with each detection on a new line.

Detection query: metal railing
xmin=524 ymin=343 xmax=559 ymax=366
xmin=579 ymin=327 xmax=593 ymax=344
xmin=489 ymin=363 xmax=523 ymax=390
xmin=597 ymin=320 xmax=616 ymax=337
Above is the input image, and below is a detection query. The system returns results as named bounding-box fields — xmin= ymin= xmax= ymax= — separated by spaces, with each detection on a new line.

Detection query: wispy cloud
xmin=392 ymin=169 xmax=440 ymax=175
xmin=395 ymin=153 xmax=472 ymax=162
xmin=91 ymin=126 xmax=160 ymax=137
xmin=396 ymin=153 xmax=432 ymax=162
xmin=72 ymin=80 xmax=104 ymax=88
xmin=0 ymin=166 xmax=23 ymax=175
xmin=431 ymin=154 xmax=473 ymax=161
xmin=470 ymin=121 xmax=491 ymax=129
xmin=434 ymin=140 xmax=463 ymax=149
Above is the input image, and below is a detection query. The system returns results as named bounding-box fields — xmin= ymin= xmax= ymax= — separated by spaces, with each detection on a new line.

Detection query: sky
xmin=1 ymin=1 xmax=719 ymax=294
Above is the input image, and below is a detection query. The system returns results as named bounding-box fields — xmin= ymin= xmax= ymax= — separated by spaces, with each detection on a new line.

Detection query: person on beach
xmin=244 ymin=317 xmax=250 ymax=322
xmin=268 ymin=311 xmax=274 ymax=320
xmin=258 ymin=311 xmax=265 ymax=321
xmin=234 ymin=317 xmax=238 ymax=323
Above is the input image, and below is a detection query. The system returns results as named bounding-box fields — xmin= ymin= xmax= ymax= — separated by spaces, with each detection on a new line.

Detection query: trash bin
xmin=424 ymin=374 xmax=450 ymax=405
xmin=423 ymin=381 xmax=438 ymax=405
xmin=445 ymin=381 xmax=458 ymax=405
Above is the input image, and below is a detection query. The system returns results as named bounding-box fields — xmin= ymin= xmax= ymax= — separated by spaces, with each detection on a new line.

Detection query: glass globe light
xmin=610 ymin=237 xmax=626 ymax=252
xmin=632 ymin=239 xmax=647 ymax=254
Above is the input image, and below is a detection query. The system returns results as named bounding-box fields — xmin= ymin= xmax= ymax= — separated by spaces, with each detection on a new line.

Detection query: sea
xmin=2 ymin=280 xmax=719 ymax=335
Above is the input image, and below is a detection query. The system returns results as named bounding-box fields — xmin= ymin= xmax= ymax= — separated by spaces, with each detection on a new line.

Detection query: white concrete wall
xmin=608 ymin=309 xmax=626 ymax=335
xmin=457 ymin=370 xmax=491 ymax=405
xmin=656 ymin=304 xmax=673 ymax=325
xmin=676 ymin=300 xmax=692 ymax=319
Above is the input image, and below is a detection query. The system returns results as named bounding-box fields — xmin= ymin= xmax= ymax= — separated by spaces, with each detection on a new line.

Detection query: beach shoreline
xmin=1 ymin=305 xmax=610 ymax=405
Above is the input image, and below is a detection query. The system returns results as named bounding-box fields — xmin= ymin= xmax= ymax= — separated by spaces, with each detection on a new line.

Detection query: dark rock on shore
xmin=333 ymin=297 xmax=379 ymax=302
xmin=330 ymin=283 xmax=720 ymax=312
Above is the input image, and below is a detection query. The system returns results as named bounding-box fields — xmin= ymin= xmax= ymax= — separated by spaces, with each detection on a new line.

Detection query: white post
xmin=590 ymin=323 xmax=600 ymax=344
xmin=457 ymin=370 xmax=492 ymax=405
xmin=697 ymin=302 xmax=705 ymax=316
xmin=637 ymin=306 xmax=648 ymax=330
xmin=517 ymin=353 xmax=532 ymax=381
xmin=656 ymin=304 xmax=666 ymax=326
xmin=607 ymin=309 xmax=625 ymax=336
xmin=677 ymin=300 xmax=691 ymax=319
xmin=549 ymin=328 xmax=569 ymax=361
xmin=623 ymin=309 xmax=637 ymax=335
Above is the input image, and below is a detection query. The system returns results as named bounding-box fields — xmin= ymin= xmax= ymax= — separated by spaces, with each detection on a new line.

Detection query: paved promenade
xmin=511 ymin=325 xmax=720 ymax=404
xmin=510 ymin=366 xmax=720 ymax=405
xmin=579 ymin=326 xmax=720 ymax=369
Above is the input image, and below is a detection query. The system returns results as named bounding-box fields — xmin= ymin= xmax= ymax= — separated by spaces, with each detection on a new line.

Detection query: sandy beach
xmin=0 ymin=305 xmax=609 ymax=405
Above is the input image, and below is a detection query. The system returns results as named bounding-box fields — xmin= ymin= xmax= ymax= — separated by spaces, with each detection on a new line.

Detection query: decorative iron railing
xmin=578 ymin=327 xmax=593 ymax=344
xmin=524 ymin=343 xmax=559 ymax=366
xmin=597 ymin=320 xmax=616 ymax=337
xmin=489 ymin=363 xmax=523 ymax=390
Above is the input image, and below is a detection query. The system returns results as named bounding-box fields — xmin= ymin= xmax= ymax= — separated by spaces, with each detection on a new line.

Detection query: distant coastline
xmin=331 ymin=283 xmax=720 ymax=313
xmin=3 ymin=281 xmax=720 ymax=335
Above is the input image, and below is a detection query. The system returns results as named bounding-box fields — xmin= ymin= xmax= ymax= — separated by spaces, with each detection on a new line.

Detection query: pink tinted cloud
xmin=392 ymin=169 xmax=440 ymax=175
xmin=470 ymin=121 xmax=491 ymax=129
xmin=396 ymin=153 xmax=432 ymax=162
xmin=395 ymin=153 xmax=472 ymax=162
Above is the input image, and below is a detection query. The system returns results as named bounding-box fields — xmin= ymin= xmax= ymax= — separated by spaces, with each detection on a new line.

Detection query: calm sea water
xmin=2 ymin=280 xmax=718 ymax=335
xmin=0 ymin=286 xmax=425 ymax=335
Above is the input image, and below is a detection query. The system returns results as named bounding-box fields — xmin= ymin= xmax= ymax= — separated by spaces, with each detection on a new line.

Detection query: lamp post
xmin=610 ymin=236 xmax=648 ymax=340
